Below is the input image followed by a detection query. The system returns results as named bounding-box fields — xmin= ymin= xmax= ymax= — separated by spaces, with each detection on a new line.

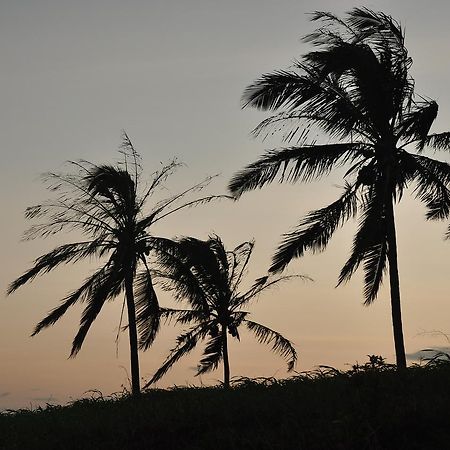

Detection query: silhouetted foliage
xmin=7 ymin=133 xmax=228 ymax=396
xmin=145 ymin=235 xmax=305 ymax=387
xmin=3 ymin=356 xmax=450 ymax=449
xmin=229 ymin=8 xmax=450 ymax=369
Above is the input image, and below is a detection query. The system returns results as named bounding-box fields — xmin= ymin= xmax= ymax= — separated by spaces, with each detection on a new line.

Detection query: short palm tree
xmin=7 ymin=133 xmax=227 ymax=395
xmin=145 ymin=235 xmax=303 ymax=387
xmin=229 ymin=9 xmax=450 ymax=369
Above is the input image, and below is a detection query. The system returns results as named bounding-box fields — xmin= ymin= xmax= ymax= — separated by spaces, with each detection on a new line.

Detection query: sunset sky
xmin=2 ymin=0 xmax=450 ymax=410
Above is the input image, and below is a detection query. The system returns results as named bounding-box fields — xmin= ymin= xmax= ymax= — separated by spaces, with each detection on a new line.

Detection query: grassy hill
xmin=2 ymin=357 xmax=450 ymax=450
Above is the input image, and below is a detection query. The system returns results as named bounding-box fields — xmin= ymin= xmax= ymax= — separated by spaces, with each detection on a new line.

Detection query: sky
xmin=1 ymin=0 xmax=450 ymax=409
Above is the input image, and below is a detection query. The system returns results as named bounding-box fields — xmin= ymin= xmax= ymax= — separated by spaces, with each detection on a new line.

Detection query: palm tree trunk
xmin=385 ymin=197 xmax=407 ymax=370
xmin=124 ymin=271 xmax=141 ymax=396
xmin=222 ymin=325 xmax=230 ymax=388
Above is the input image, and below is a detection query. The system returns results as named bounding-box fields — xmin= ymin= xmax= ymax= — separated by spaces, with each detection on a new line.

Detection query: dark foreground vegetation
xmin=2 ymin=357 xmax=450 ymax=450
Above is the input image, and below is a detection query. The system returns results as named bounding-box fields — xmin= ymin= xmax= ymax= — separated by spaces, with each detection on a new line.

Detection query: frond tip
xmin=246 ymin=320 xmax=297 ymax=371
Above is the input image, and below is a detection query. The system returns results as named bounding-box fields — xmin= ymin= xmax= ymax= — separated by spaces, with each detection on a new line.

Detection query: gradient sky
xmin=1 ymin=0 xmax=450 ymax=409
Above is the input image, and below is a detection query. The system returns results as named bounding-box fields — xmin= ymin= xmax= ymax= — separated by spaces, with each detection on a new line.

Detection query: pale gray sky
xmin=1 ymin=0 xmax=450 ymax=409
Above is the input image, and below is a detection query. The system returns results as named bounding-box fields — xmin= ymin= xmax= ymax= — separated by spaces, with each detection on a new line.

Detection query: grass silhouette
xmin=2 ymin=356 xmax=450 ymax=449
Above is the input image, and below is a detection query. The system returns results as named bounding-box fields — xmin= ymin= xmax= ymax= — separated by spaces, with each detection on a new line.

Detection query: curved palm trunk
xmin=386 ymin=197 xmax=407 ymax=370
xmin=125 ymin=271 xmax=141 ymax=396
xmin=222 ymin=325 xmax=230 ymax=388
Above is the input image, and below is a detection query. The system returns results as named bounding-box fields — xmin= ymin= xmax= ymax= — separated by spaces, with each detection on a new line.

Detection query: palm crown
xmin=146 ymin=235 xmax=303 ymax=387
xmin=7 ymin=134 xmax=226 ymax=395
xmin=229 ymin=9 xmax=450 ymax=368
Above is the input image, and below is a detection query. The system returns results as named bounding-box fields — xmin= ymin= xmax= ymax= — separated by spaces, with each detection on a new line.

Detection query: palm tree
xmin=229 ymin=9 xmax=450 ymax=369
xmin=7 ymin=133 xmax=228 ymax=396
xmin=144 ymin=235 xmax=303 ymax=387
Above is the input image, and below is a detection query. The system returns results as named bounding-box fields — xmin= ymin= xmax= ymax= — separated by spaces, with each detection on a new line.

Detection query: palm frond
xmin=84 ymin=165 xmax=136 ymax=216
xmin=176 ymin=237 xmax=229 ymax=302
xmin=270 ymin=182 xmax=358 ymax=273
xmin=31 ymin=264 xmax=113 ymax=335
xmin=70 ymin=263 xmax=125 ymax=356
xmin=235 ymin=275 xmax=311 ymax=308
xmin=7 ymin=240 xmax=106 ymax=294
xmin=39 ymin=164 xmax=124 ymax=229
xmin=242 ymin=70 xmax=314 ymax=111
xmin=146 ymin=174 xmax=228 ymax=225
xmin=252 ymin=110 xmax=371 ymax=143
xmin=405 ymin=153 xmax=450 ymax=220
xmin=158 ymin=308 xmax=207 ymax=326
xmin=149 ymin=236 xmax=211 ymax=311
xmin=307 ymin=43 xmax=396 ymax=132
xmin=229 ymin=311 xmax=250 ymax=334
xmin=242 ymin=63 xmax=374 ymax=139
xmin=229 ymin=143 xmax=365 ymax=197
xmin=137 ymin=160 xmax=183 ymax=209
xmin=347 ymin=7 xmax=405 ymax=49
xmin=22 ymin=199 xmax=116 ymax=239
xmin=134 ymin=265 xmax=160 ymax=350
xmin=246 ymin=63 xmax=376 ymax=140
xmin=152 ymin=195 xmax=233 ymax=224
xmin=307 ymin=11 xmax=357 ymax=42
xmin=118 ymin=131 xmax=145 ymax=198
xmin=196 ymin=333 xmax=224 ymax=375
xmin=205 ymin=235 xmax=231 ymax=290
xmin=301 ymin=62 xmax=380 ymax=138
xmin=144 ymin=325 xmax=208 ymax=386
xmin=337 ymin=190 xmax=388 ymax=304
xmin=422 ymin=132 xmax=450 ymax=151
xmin=398 ymin=100 xmax=438 ymax=150
xmin=361 ymin=241 xmax=388 ymax=304
xmin=245 ymin=320 xmax=297 ymax=371
xmin=228 ymin=240 xmax=254 ymax=295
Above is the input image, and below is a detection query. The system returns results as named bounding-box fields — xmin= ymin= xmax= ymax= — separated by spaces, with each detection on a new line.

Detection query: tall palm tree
xmin=7 ymin=133 xmax=227 ymax=396
xmin=229 ymin=9 xmax=450 ymax=369
xmin=144 ymin=235 xmax=303 ymax=387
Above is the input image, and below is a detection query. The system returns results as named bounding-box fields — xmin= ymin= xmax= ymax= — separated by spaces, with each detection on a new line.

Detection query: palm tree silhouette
xmin=145 ymin=235 xmax=303 ymax=387
xmin=7 ymin=133 xmax=227 ymax=395
xmin=229 ymin=9 xmax=450 ymax=369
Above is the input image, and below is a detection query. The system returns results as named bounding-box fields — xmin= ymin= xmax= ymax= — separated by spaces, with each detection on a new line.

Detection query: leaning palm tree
xmin=7 ymin=133 xmax=227 ymax=396
xmin=145 ymin=235 xmax=302 ymax=387
xmin=229 ymin=9 xmax=450 ymax=369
